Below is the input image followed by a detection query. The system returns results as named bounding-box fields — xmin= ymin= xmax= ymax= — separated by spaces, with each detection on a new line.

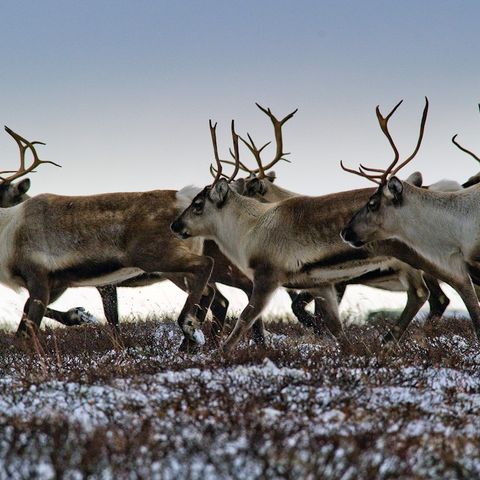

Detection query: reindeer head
xmin=171 ymin=120 xmax=243 ymax=239
xmin=341 ymin=98 xmax=429 ymax=247
xmin=172 ymin=104 xmax=298 ymax=237
xmin=0 ymin=126 xmax=60 ymax=207
xmin=0 ymin=178 xmax=31 ymax=207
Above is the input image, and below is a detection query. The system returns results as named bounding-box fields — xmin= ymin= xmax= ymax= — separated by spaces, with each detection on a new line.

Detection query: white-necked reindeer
xmin=226 ymin=104 xmax=471 ymax=327
xmin=171 ymin=101 xmax=442 ymax=352
xmin=341 ymin=99 xmax=480 ymax=341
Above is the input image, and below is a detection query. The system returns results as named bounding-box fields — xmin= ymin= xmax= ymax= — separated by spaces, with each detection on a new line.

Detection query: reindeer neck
xmin=264 ymin=183 xmax=299 ymax=202
xmin=209 ymin=191 xmax=271 ymax=273
xmin=391 ymin=183 xmax=476 ymax=258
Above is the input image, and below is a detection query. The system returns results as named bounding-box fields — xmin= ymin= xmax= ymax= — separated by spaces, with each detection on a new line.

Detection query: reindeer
xmin=341 ymin=98 xmax=480 ymax=341
xmin=171 ymin=102 xmax=444 ymax=353
xmin=0 ymin=126 xmax=266 ymax=348
xmin=0 ymin=128 xmax=101 ymax=327
xmin=225 ymin=104 xmax=456 ymax=331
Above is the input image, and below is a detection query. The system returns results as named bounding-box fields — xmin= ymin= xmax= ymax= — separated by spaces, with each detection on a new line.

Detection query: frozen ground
xmin=0 ymin=315 xmax=479 ymax=479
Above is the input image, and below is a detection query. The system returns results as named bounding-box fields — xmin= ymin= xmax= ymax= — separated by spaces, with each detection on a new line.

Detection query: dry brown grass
xmin=0 ymin=314 xmax=479 ymax=479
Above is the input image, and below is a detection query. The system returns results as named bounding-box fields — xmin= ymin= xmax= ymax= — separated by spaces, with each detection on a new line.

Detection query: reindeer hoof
xmin=181 ymin=315 xmax=206 ymax=346
xmin=68 ymin=307 xmax=99 ymax=325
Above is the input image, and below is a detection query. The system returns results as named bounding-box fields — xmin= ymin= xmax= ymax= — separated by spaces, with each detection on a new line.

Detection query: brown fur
xmin=3 ymin=188 xmax=262 ymax=347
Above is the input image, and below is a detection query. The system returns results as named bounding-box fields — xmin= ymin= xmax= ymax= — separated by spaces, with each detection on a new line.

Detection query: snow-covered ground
xmin=0 ymin=320 xmax=479 ymax=479
xmin=0 ymin=281 xmax=469 ymax=330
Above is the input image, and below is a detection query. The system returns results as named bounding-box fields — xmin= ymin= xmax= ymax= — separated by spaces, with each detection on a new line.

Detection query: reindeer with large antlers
xmin=341 ymin=98 xmax=480 ymax=341
xmin=172 ymin=101 xmax=457 ymax=352
xmin=0 ymin=125 xmax=271 ymax=348
xmin=227 ymin=103 xmax=478 ymax=328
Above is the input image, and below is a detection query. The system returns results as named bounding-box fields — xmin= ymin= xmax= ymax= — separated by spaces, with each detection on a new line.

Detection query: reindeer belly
xmin=51 ymin=260 xmax=145 ymax=288
xmin=307 ymin=258 xmax=392 ymax=283
xmin=285 ymin=250 xmax=393 ymax=287
xmin=74 ymin=268 xmax=145 ymax=287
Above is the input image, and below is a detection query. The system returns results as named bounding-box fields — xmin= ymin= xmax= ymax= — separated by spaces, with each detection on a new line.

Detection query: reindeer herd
xmin=1 ymin=98 xmax=480 ymax=354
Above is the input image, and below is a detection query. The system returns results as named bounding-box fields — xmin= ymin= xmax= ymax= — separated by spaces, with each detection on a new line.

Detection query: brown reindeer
xmin=0 ymin=126 xmax=265 ymax=348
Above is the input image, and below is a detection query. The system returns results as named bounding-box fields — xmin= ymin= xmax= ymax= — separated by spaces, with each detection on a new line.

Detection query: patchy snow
xmin=1 ymin=320 xmax=480 ymax=478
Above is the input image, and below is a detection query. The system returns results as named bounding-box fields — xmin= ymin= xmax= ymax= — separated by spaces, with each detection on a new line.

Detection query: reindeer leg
xmin=310 ymin=285 xmax=347 ymax=341
xmin=450 ymin=275 xmax=480 ymax=342
xmin=182 ymin=282 xmax=216 ymax=350
xmin=291 ymin=290 xmax=317 ymax=329
xmin=16 ymin=275 xmax=49 ymax=338
xmin=41 ymin=288 xmax=96 ymax=327
xmin=222 ymin=267 xmax=278 ymax=354
xmin=167 ymin=274 xmax=216 ymax=351
xmin=209 ymin=287 xmax=229 ymax=341
xmin=40 ymin=288 xmax=98 ymax=327
xmin=97 ymin=285 xmax=120 ymax=337
xmin=131 ymin=247 xmax=214 ymax=347
xmin=382 ymin=270 xmax=429 ymax=343
xmin=335 ymin=284 xmax=347 ymax=306
xmin=423 ymin=275 xmax=450 ymax=321
xmin=207 ymin=253 xmax=266 ymax=345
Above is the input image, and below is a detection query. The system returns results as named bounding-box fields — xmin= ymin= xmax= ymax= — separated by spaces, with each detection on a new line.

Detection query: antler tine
xmin=359 ymin=164 xmax=385 ymax=173
xmin=449 ymin=102 xmax=480 ymax=164
xmin=340 ymin=160 xmax=381 ymax=185
xmin=359 ymin=166 xmax=383 ymax=178
xmin=227 ymin=149 xmax=251 ymax=172
xmin=209 ymin=120 xmax=224 ymax=186
xmin=238 ymin=133 xmax=270 ymax=178
xmin=227 ymin=120 xmax=241 ymax=182
xmin=255 ymin=103 xmax=298 ymax=173
xmin=208 ymin=119 xmax=244 ymax=184
xmin=342 ymin=98 xmax=429 ymax=186
xmin=213 ymin=155 xmax=251 ymax=173
xmin=375 ymin=100 xmax=403 ymax=183
xmin=0 ymin=126 xmax=61 ymax=184
xmin=209 ymin=163 xmax=229 ymax=180
xmin=452 ymin=134 xmax=480 ymax=163
xmin=391 ymin=97 xmax=429 ymax=176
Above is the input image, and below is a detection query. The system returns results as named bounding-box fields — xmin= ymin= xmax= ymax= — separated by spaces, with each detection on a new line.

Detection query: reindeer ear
xmin=231 ymin=178 xmax=246 ymax=194
xmin=246 ymin=178 xmax=266 ymax=196
xmin=266 ymin=171 xmax=276 ymax=183
xmin=209 ymin=178 xmax=230 ymax=205
xmin=387 ymin=176 xmax=403 ymax=203
xmin=405 ymin=171 xmax=423 ymax=187
xmin=15 ymin=178 xmax=31 ymax=195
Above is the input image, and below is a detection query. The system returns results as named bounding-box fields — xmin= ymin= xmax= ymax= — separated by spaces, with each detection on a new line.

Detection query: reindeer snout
xmin=341 ymin=226 xmax=364 ymax=248
xmin=170 ymin=219 xmax=190 ymax=239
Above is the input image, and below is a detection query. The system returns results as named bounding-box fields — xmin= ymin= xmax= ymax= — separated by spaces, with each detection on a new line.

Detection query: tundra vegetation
xmin=1 ymin=315 xmax=480 ymax=479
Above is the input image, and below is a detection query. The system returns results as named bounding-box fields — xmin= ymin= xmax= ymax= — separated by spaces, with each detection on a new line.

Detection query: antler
xmin=238 ymin=103 xmax=297 ymax=178
xmin=209 ymin=120 xmax=241 ymax=186
xmin=0 ymin=126 xmax=61 ymax=184
xmin=340 ymin=97 xmax=429 ymax=185
xmin=452 ymin=134 xmax=480 ymax=163
xmin=339 ymin=161 xmax=381 ymax=185
xmin=451 ymin=104 xmax=480 ymax=163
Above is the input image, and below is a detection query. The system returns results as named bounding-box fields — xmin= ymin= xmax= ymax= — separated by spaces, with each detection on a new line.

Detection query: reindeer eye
xmin=192 ymin=201 xmax=203 ymax=214
xmin=368 ymin=198 xmax=379 ymax=211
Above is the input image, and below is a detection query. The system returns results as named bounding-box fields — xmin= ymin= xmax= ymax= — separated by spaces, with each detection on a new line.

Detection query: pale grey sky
xmin=1 ymin=1 xmax=479 ymax=197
